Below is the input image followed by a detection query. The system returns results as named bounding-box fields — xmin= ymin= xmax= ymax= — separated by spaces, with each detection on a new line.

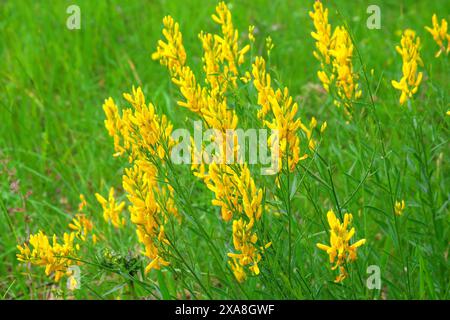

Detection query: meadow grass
xmin=0 ymin=0 xmax=448 ymax=299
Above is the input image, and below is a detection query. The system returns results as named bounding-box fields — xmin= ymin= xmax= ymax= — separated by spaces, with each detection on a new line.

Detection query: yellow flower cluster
xmin=17 ymin=195 xmax=96 ymax=282
xmin=252 ymin=57 xmax=322 ymax=172
xmin=206 ymin=163 xmax=268 ymax=280
xmin=69 ymin=214 xmax=96 ymax=243
xmin=394 ymin=200 xmax=406 ymax=216
xmin=329 ymin=27 xmax=362 ymax=112
xmin=69 ymin=194 xmax=97 ymax=243
xmin=151 ymin=16 xmax=186 ymax=74
xmin=153 ymin=5 xmax=249 ymax=129
xmin=316 ymin=210 xmax=366 ymax=283
xmin=309 ymin=1 xmax=332 ymax=65
xmin=391 ymin=29 xmax=423 ymax=106
xmin=309 ymin=1 xmax=362 ymax=116
xmin=248 ymin=25 xmax=256 ymax=43
xmin=123 ymin=163 xmax=175 ymax=273
xmin=425 ymin=14 xmax=449 ymax=58
xmin=206 ymin=163 xmax=266 ymax=280
xmin=102 ymin=87 xmax=179 ymax=274
xmin=153 ymin=2 xmax=269 ymax=282
xmin=210 ymin=2 xmax=250 ymax=78
xmin=103 ymin=88 xmax=174 ymax=161
xmin=17 ymin=231 xmax=80 ymax=282
xmin=95 ymin=187 xmax=126 ymax=229
xmin=228 ymin=218 xmax=271 ymax=282
xmin=265 ymin=36 xmax=274 ymax=57
xmin=206 ymin=163 xmax=262 ymax=222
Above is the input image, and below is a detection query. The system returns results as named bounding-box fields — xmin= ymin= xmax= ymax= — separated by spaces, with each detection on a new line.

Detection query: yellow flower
xmin=69 ymin=195 xmax=97 ymax=243
xmin=95 ymin=187 xmax=126 ymax=229
xmin=329 ymin=26 xmax=362 ymax=115
xmin=211 ymin=1 xmax=250 ymax=71
xmin=153 ymin=3 xmax=268 ymax=282
xmin=205 ymin=162 xmax=267 ymax=281
xmin=309 ymin=1 xmax=335 ymax=97
xmin=227 ymin=218 xmax=271 ymax=280
xmin=252 ymin=56 xmax=314 ymax=171
xmin=103 ymin=97 xmax=126 ymax=157
xmin=317 ymin=70 xmax=332 ymax=92
xmin=310 ymin=2 xmax=361 ymax=116
xmin=68 ymin=213 xmax=95 ymax=242
xmin=309 ymin=1 xmax=333 ymax=65
xmin=228 ymin=257 xmax=247 ymax=283
xmin=300 ymin=116 xmax=320 ymax=152
xmin=266 ymin=36 xmax=274 ymax=56
xmin=17 ymin=231 xmax=80 ymax=282
xmin=391 ymin=29 xmax=423 ymax=106
xmin=102 ymin=87 xmax=180 ymax=273
xmin=394 ymin=200 xmax=405 ymax=216
xmin=425 ymin=14 xmax=450 ymax=58
xmin=123 ymin=162 xmax=175 ymax=273
xmin=248 ymin=25 xmax=255 ymax=43
xmin=151 ymin=15 xmax=187 ymax=74
xmin=78 ymin=194 xmax=87 ymax=211
xmin=317 ymin=210 xmax=366 ymax=283
xmin=103 ymin=87 xmax=175 ymax=163
xmin=320 ymin=121 xmax=328 ymax=133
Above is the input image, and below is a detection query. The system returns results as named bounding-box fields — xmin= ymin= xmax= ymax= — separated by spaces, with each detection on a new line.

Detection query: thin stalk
xmin=345 ymin=23 xmax=412 ymax=298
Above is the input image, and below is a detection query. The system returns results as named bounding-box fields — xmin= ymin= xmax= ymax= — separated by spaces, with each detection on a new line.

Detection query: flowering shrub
xmin=11 ymin=1 xmax=448 ymax=300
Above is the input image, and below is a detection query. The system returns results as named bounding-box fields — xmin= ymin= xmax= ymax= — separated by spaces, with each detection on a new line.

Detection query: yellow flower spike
xmin=317 ymin=209 xmax=366 ymax=282
xmin=310 ymin=117 xmax=317 ymax=130
xmin=425 ymin=14 xmax=450 ymax=58
xmin=329 ymin=26 xmax=362 ymax=115
xmin=392 ymin=29 xmax=423 ymax=105
xmin=121 ymin=151 xmax=178 ymax=273
xmin=68 ymin=213 xmax=94 ymax=242
xmin=317 ymin=70 xmax=331 ymax=92
xmin=152 ymin=3 xmax=268 ymax=282
xmin=320 ymin=121 xmax=328 ymax=133
xmin=240 ymin=71 xmax=252 ymax=84
xmin=70 ymin=194 xmax=98 ymax=243
xmin=252 ymin=56 xmax=274 ymax=120
xmin=309 ymin=1 xmax=333 ymax=65
xmin=266 ymin=36 xmax=274 ymax=56
xmin=309 ymin=0 xmax=335 ymax=97
xmin=228 ymin=257 xmax=247 ymax=283
xmin=211 ymin=1 xmax=249 ymax=75
xmin=95 ymin=187 xmax=126 ymax=229
xmin=152 ymin=15 xmax=187 ymax=74
xmin=310 ymin=2 xmax=361 ymax=116
xmin=228 ymin=217 xmax=268 ymax=279
xmin=78 ymin=194 xmax=87 ymax=211
xmin=252 ymin=56 xmax=314 ymax=171
xmin=102 ymin=98 xmax=126 ymax=157
xmin=394 ymin=200 xmax=406 ymax=216
xmin=248 ymin=25 xmax=255 ymax=43
xmin=334 ymin=266 xmax=348 ymax=283
xmin=17 ymin=230 xmax=80 ymax=282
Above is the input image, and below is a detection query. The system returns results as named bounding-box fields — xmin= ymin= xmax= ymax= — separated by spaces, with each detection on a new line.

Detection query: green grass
xmin=0 ymin=0 xmax=448 ymax=299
